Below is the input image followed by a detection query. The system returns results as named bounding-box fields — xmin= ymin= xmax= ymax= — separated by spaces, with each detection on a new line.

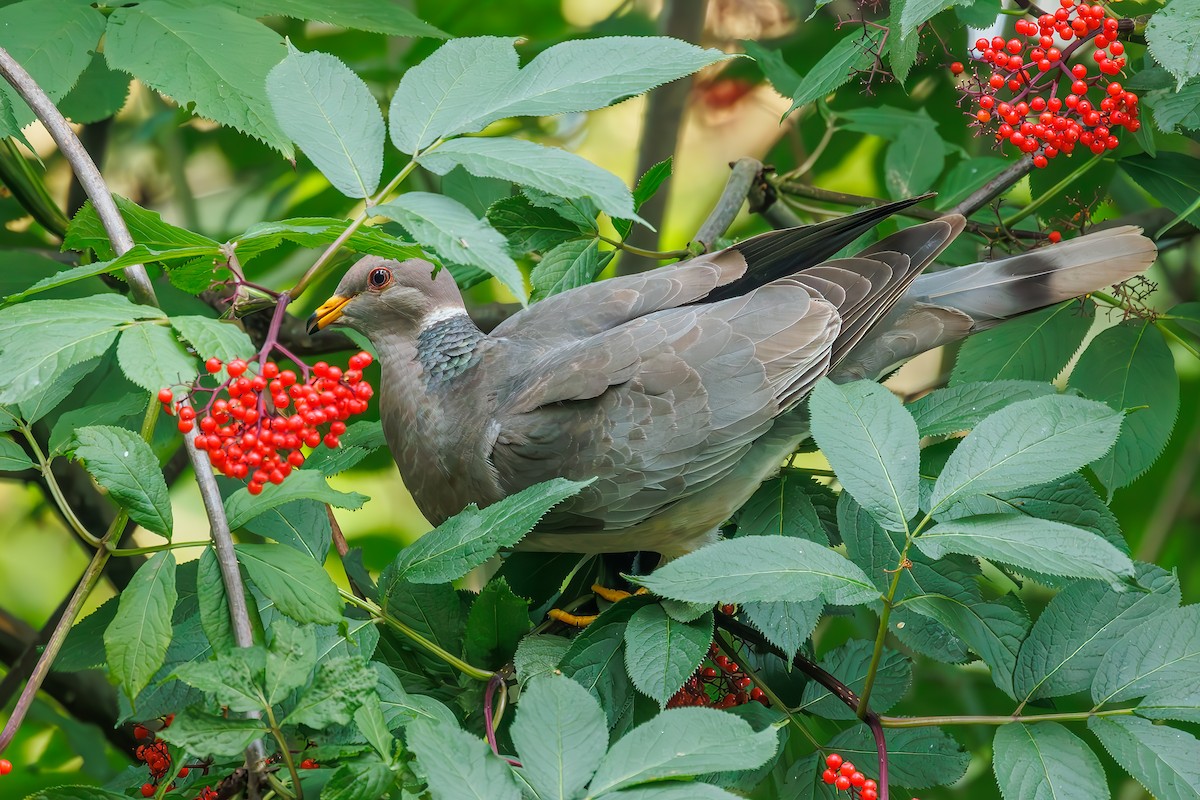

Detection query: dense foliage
xmin=0 ymin=1 xmax=1199 ymax=799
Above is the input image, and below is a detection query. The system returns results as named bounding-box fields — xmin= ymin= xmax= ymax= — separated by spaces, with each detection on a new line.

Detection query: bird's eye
xmin=367 ymin=267 xmax=392 ymax=290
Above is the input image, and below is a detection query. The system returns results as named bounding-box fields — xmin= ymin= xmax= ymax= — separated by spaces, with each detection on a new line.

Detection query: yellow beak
xmin=307 ymin=295 xmax=352 ymax=334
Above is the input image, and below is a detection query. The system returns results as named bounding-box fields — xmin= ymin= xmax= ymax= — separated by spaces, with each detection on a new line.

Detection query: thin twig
xmin=880 ymin=708 xmax=1134 ymax=727
xmin=0 ymin=42 xmax=266 ymax=775
xmin=689 ymin=157 xmax=764 ymax=255
xmin=946 ymin=158 xmax=1035 ymax=217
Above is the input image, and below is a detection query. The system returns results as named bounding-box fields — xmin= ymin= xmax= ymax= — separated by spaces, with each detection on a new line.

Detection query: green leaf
xmin=635 ymin=535 xmax=878 ymax=606
xmin=1093 ymin=605 xmax=1200 ymax=705
xmin=57 ymin=52 xmax=131 ymax=125
xmin=735 ymin=475 xmax=828 ymax=543
xmin=531 ymin=238 xmax=614 ymax=300
xmin=234 ymin=217 xmax=425 ymax=264
xmin=407 ymin=718 xmax=522 ymax=800
xmin=825 ymin=725 xmax=969 ymax=788
xmin=889 ymin=26 xmax=920 ymax=87
xmin=884 ymin=124 xmax=945 ymax=198
xmin=0 ymin=295 xmax=162 ymax=406
xmin=389 ymin=36 xmax=728 ymax=154
xmin=7 ymin=359 xmax=99 ymax=428
xmin=169 ymin=315 xmax=256 ymax=364
xmin=1147 ymin=79 xmax=1200 ymax=134
xmin=612 ymin=157 xmax=674 ymax=238
xmin=786 ymin=28 xmax=886 ymax=115
xmin=321 ymin=758 xmax=398 ymax=800
xmin=197 ymin=548 xmax=236 ymax=653
xmin=1090 ymin=716 xmax=1200 ymax=800
xmin=596 ymin=786 xmax=746 ymax=800
xmin=116 ymin=322 xmax=198 ymax=395
xmin=104 ymin=2 xmax=292 ymax=155
xmin=284 ymin=654 xmax=376 ymax=728
xmin=0 ymin=0 xmax=106 ymax=127
xmin=557 ymin=599 xmax=647 ymax=727
xmin=372 ymin=662 xmax=458 ymax=729
xmin=266 ymin=43 xmax=382 ymax=198
xmin=371 ymin=192 xmax=525 ymax=302
xmin=514 ymin=634 xmax=571 ymax=687
xmin=225 ymin=470 xmax=367 ymax=529
xmin=906 ymin=380 xmax=1056 ymax=437
xmin=623 ymin=605 xmax=713 ymax=706
xmin=266 ymin=620 xmax=317 ymax=705
xmin=1147 ymin=0 xmax=1200 ymax=90
xmin=917 ymin=515 xmax=1135 ymax=585
xmin=1015 ymin=564 xmax=1179 ymax=702
xmin=1068 ymin=321 xmax=1179 ymax=494
xmin=157 ymin=709 xmax=266 ymax=758
xmin=419 ymin=137 xmax=642 ymax=224
xmin=1119 ymin=153 xmax=1200 ymax=227
xmin=104 ymin=552 xmax=177 ymax=706
xmin=65 ymin=196 xmax=220 ymax=259
xmin=0 ymin=435 xmax=33 ymax=472
xmin=935 ymin=156 xmax=1012 ymax=210
xmin=741 ymin=599 xmax=822 ymax=662
xmin=799 ymin=639 xmax=910 ymax=719
xmin=929 ymin=394 xmax=1123 ymax=511
xmin=951 ymin=300 xmax=1095 ymax=384
xmin=3 ymin=245 xmax=199 ymax=303
xmin=235 ymin=543 xmax=343 ymax=625
xmin=904 ymin=593 xmax=1030 ymax=697
xmin=386 ymin=477 xmax=589 ymax=584
xmin=1137 ymin=684 xmax=1200 ymax=724
xmin=809 ymin=379 xmax=919 ymax=532
xmin=48 ymin=393 xmax=146 ymax=457
xmin=241 ymin=498 xmax=331 ymax=562
xmin=239 ymin=0 xmax=446 ymax=38
xmin=587 ymin=707 xmax=778 ymax=794
xmin=74 ymin=425 xmax=173 ymax=537
xmin=742 ymin=40 xmax=801 ymax=97
xmin=173 ymin=648 xmax=267 ymax=713
xmin=464 ymin=578 xmax=531 ymax=669
xmin=900 ymin=0 xmax=963 ymax=36
xmin=511 ymin=674 xmax=608 ymax=800
xmin=377 ymin=578 xmax=465 ymax=677
xmin=487 ymin=194 xmax=584 ymax=255
xmin=993 ymin=722 xmax=1109 ymax=800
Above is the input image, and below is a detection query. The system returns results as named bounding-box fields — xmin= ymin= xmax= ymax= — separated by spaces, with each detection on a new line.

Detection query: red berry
xmin=840 ymin=762 xmax=855 ymax=776
xmin=950 ymin=61 xmax=964 ymax=75
xmin=141 ymin=784 xmax=156 ymax=798
xmin=863 ymin=791 xmax=878 ymax=800
xmin=822 ymin=769 xmax=837 ymax=784
xmin=826 ymin=753 xmax=843 ymax=770
xmin=0 ymin=759 xmax=11 ymax=775
xmin=851 ymin=772 xmax=866 ymax=787
xmin=227 ymin=359 xmax=248 ymax=377
xmin=157 ymin=388 xmax=174 ymax=404
xmin=1048 ymin=230 xmax=1062 ymax=243
xmin=205 ymin=357 xmax=222 ymax=373
xmin=835 ymin=776 xmax=852 ymax=791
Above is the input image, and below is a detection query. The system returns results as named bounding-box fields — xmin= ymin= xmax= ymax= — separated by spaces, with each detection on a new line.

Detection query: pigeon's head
xmin=307 ymin=256 xmax=465 ymax=338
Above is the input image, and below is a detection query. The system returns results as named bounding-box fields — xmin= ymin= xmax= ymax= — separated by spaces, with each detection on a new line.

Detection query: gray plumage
xmin=310 ymin=204 xmax=1156 ymax=557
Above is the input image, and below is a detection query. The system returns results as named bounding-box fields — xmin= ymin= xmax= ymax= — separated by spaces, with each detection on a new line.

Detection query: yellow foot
xmin=548 ymin=584 xmax=649 ymax=628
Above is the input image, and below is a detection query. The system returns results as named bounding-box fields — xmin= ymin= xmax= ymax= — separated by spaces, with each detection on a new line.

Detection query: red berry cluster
xmin=955 ymin=0 xmax=1138 ymax=167
xmin=821 ymin=753 xmax=880 ymax=800
xmin=668 ymin=641 xmax=770 ymax=709
xmin=134 ymin=715 xmax=175 ymax=796
xmin=159 ymin=353 xmax=374 ymax=496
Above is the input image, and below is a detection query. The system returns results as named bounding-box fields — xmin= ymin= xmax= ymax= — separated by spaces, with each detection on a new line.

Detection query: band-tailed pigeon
xmin=308 ymin=200 xmax=1155 ymax=557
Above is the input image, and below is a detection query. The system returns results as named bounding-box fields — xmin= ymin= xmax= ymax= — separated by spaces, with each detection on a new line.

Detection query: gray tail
xmin=908 ymin=225 xmax=1157 ymax=330
xmin=833 ymin=225 xmax=1157 ymax=382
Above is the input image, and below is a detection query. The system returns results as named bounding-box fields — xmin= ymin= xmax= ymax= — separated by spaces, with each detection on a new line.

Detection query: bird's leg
xmin=548 ymin=583 xmax=649 ymax=628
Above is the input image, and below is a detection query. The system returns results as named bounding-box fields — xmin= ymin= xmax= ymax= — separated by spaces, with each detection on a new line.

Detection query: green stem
xmin=856 ymin=512 xmax=932 ymax=717
xmin=18 ymin=421 xmax=102 ymax=548
xmin=107 ymin=539 xmax=207 ymax=557
xmin=265 ymin=704 xmax=303 ymax=800
xmin=1000 ymin=156 xmax=1106 ymax=228
xmin=596 ymin=234 xmax=688 ymax=260
xmin=289 ymin=140 xmax=442 ymax=299
xmin=880 ymin=707 xmax=1134 ymax=728
xmin=339 ymin=589 xmax=494 ymax=681
xmin=715 ymin=630 xmax=822 ymax=750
